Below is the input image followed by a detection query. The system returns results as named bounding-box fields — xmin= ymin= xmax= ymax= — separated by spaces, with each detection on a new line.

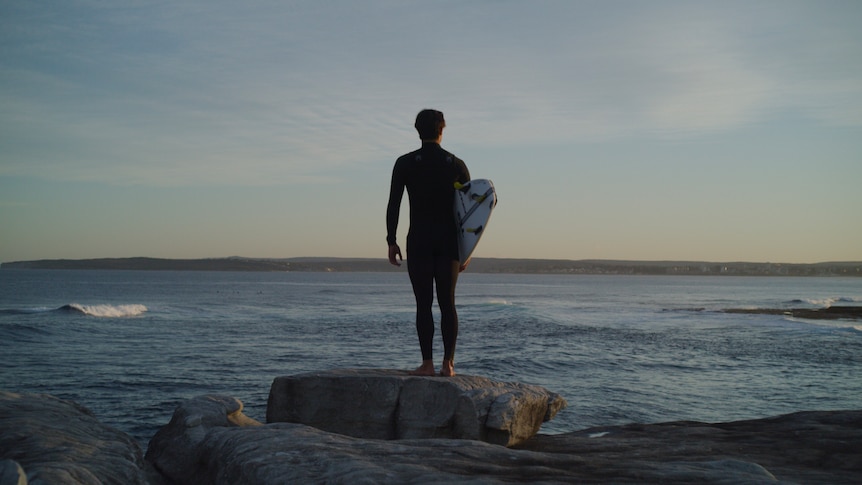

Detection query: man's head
xmin=415 ymin=109 xmax=445 ymax=141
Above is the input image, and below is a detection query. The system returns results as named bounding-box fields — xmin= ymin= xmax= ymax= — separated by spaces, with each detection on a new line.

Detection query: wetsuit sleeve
xmin=456 ymin=157 xmax=470 ymax=184
xmin=386 ymin=161 xmax=405 ymax=246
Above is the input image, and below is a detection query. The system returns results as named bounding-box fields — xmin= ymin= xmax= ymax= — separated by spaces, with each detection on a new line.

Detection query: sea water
xmin=1 ymin=269 xmax=860 ymax=446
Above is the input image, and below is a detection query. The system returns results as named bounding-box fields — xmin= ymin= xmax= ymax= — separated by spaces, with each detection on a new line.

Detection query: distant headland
xmin=1 ymin=257 xmax=860 ymax=276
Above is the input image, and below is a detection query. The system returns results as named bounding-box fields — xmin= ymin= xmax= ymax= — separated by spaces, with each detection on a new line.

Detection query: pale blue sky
xmin=2 ymin=0 xmax=860 ymax=264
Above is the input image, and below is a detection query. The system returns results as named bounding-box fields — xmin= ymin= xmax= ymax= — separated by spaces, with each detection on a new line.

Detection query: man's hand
xmin=459 ymin=258 xmax=471 ymax=273
xmin=388 ymin=244 xmax=403 ymax=267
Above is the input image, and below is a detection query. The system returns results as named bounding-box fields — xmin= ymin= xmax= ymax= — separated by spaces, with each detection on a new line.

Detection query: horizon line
xmin=3 ymin=256 xmax=861 ymax=266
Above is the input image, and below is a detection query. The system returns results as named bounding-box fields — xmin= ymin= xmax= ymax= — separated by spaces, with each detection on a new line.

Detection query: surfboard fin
xmin=454 ymin=182 xmax=471 ymax=192
xmin=466 ymin=225 xmax=484 ymax=235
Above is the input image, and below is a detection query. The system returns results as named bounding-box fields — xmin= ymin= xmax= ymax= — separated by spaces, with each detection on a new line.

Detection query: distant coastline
xmin=1 ymin=257 xmax=860 ymax=276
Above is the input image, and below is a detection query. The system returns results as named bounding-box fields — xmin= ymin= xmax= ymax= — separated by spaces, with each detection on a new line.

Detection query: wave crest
xmin=787 ymin=297 xmax=861 ymax=308
xmin=61 ymin=303 xmax=148 ymax=317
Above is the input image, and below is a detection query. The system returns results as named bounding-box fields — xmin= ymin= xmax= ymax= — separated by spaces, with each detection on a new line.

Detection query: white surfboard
xmin=454 ymin=179 xmax=497 ymax=265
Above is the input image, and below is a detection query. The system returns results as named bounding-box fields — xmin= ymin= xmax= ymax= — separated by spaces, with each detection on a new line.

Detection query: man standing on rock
xmin=386 ymin=109 xmax=470 ymax=377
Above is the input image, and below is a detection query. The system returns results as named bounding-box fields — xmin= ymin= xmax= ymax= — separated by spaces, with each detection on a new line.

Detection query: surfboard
xmin=454 ymin=179 xmax=497 ymax=265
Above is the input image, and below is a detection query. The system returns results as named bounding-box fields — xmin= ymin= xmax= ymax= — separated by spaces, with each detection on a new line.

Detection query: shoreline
xmin=2 ymin=256 xmax=861 ymax=276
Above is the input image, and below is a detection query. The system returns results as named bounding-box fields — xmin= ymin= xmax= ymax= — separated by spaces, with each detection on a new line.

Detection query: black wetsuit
xmin=386 ymin=141 xmax=470 ymax=362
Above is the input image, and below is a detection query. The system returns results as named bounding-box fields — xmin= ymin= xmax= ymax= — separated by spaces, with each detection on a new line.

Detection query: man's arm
xmin=386 ymin=162 xmax=405 ymax=265
xmin=456 ymin=157 xmax=470 ymax=184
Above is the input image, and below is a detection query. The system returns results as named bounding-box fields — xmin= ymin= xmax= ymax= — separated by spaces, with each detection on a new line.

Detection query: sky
xmin=1 ymin=0 xmax=861 ymax=264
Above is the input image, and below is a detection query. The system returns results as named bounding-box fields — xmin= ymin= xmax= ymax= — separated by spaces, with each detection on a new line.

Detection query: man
xmin=386 ymin=109 xmax=470 ymax=377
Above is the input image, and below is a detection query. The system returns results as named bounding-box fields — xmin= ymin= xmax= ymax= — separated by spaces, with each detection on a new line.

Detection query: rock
xmin=145 ymin=395 xmax=261 ymax=484
xmin=515 ymin=410 xmax=862 ymax=484
xmin=724 ymin=306 xmax=862 ymax=320
xmin=0 ymin=460 xmax=27 ymax=485
xmin=0 ymin=391 xmax=157 ymax=485
xmin=266 ymin=368 xmax=567 ymax=446
xmin=147 ymin=394 xmax=862 ymax=484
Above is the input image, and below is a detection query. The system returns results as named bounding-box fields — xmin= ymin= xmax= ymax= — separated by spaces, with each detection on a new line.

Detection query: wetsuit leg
xmin=435 ymin=256 xmax=460 ymax=361
xmin=407 ymin=255 xmax=435 ymax=361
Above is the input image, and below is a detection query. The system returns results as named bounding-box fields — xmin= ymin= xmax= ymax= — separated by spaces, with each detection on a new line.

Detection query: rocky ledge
xmin=0 ymin=390 xmax=161 ymax=485
xmin=266 ymin=369 xmax=567 ymax=446
xmin=2 ymin=370 xmax=861 ymax=484
xmin=724 ymin=306 xmax=862 ymax=320
xmin=150 ymin=394 xmax=862 ymax=484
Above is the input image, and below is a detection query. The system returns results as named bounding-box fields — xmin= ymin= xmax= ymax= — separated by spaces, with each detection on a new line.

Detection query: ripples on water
xmin=1 ymin=270 xmax=860 ymax=445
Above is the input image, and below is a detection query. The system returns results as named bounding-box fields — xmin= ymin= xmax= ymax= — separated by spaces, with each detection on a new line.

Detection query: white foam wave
xmin=807 ymin=297 xmax=839 ymax=307
xmin=793 ymin=296 xmax=861 ymax=308
xmin=68 ymin=303 xmax=148 ymax=318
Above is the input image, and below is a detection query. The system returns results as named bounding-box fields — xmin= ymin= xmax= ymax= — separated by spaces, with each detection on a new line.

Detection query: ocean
xmin=1 ymin=269 xmax=860 ymax=447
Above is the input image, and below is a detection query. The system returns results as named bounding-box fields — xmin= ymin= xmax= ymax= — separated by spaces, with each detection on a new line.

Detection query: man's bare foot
xmin=440 ymin=360 xmax=455 ymax=377
xmin=408 ymin=361 xmax=436 ymax=376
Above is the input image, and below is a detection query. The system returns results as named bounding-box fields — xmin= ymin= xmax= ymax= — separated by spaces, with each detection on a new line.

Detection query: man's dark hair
xmin=414 ymin=109 xmax=446 ymax=140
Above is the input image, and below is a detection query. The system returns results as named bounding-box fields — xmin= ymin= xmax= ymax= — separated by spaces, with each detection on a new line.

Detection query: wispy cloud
xmin=2 ymin=1 xmax=860 ymax=186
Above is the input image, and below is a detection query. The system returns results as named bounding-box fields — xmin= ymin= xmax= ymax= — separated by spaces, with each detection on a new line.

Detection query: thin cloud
xmin=2 ymin=1 xmax=860 ymax=186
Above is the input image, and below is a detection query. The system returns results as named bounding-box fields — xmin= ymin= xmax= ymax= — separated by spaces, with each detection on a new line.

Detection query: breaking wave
xmin=787 ymin=297 xmax=861 ymax=308
xmin=58 ymin=303 xmax=148 ymax=317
